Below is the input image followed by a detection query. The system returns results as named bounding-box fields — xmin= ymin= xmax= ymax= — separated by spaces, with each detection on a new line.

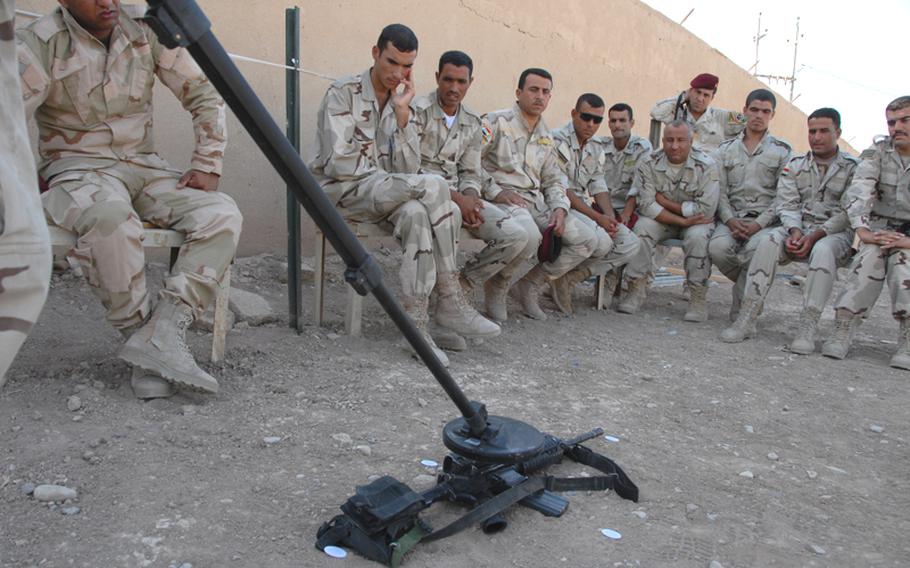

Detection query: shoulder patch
xmin=481 ymin=123 xmax=493 ymax=145
xmin=728 ymin=111 xmax=746 ymax=125
xmin=537 ymin=136 xmax=553 ymax=146
xmin=859 ymin=147 xmax=877 ymax=160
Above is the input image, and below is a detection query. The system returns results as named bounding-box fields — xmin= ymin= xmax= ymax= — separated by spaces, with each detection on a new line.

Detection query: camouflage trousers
xmin=572 ymin=216 xmax=641 ymax=277
xmin=743 ymin=227 xmax=853 ymax=311
xmin=624 ymin=217 xmax=714 ymax=286
xmin=1 ymin=0 xmax=52 ymax=386
xmin=336 ymin=172 xmax=459 ymax=297
xmin=461 ymin=201 xmax=538 ymax=286
xmin=42 ymin=157 xmax=242 ymax=331
xmin=834 ymin=242 xmax=910 ymax=320
xmin=709 ymin=223 xmax=779 ymax=301
xmin=503 ymin=197 xmax=599 ymax=279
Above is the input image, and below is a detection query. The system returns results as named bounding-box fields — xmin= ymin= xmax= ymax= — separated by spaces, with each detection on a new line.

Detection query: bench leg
xmin=594 ymin=275 xmax=606 ymax=311
xmin=211 ymin=264 xmax=231 ymax=363
xmin=314 ymin=230 xmax=326 ymax=327
xmin=345 ymin=286 xmax=363 ymax=337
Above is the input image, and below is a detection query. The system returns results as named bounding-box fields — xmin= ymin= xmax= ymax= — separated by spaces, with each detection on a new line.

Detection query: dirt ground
xmin=2 ymin=247 xmax=909 ymax=568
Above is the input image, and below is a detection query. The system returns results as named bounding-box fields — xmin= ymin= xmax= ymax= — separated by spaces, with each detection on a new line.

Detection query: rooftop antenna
xmin=754 ymin=16 xmax=804 ymax=102
xmin=750 ymin=12 xmax=767 ymax=76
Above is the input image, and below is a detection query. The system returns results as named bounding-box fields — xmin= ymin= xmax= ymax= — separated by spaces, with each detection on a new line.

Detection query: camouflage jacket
xmin=636 ymin=149 xmax=719 ymax=220
xmin=651 ymin=92 xmax=745 ymax=152
xmin=16 ymin=5 xmax=226 ymax=179
xmin=713 ymin=131 xmax=791 ymax=227
xmin=551 ymin=122 xmax=608 ymax=199
xmin=480 ymin=104 xmax=570 ymax=212
xmin=412 ymin=91 xmax=483 ymax=195
xmin=310 ymin=68 xmax=421 ymax=206
xmin=844 ymin=137 xmax=910 ymax=230
xmin=777 ymin=149 xmax=859 ymax=234
xmin=601 ymin=134 xmax=652 ymax=208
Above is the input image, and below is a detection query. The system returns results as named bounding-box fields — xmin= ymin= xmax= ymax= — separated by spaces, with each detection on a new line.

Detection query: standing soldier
xmin=651 ymin=73 xmax=745 ymax=152
xmin=721 ymin=108 xmax=858 ymax=348
xmin=481 ymin=68 xmax=602 ymax=321
xmin=17 ymin=0 xmax=242 ymax=398
xmin=709 ymin=89 xmax=791 ymax=322
xmin=311 ymin=25 xmax=500 ymax=367
xmin=549 ymin=93 xmax=640 ymax=314
xmin=598 ymin=102 xmax=652 ymax=300
xmin=822 ymin=96 xmax=910 ymax=369
xmin=617 ymin=120 xmax=718 ymax=321
xmin=412 ymin=50 xmax=535 ymax=325
xmin=0 ymin=0 xmax=51 ymax=387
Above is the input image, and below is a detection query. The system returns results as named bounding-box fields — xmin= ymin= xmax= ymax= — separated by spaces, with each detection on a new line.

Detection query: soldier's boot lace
xmin=821 ymin=308 xmax=861 ymax=360
xmin=402 ymin=294 xmax=449 ymax=367
xmin=720 ymin=297 xmax=761 ymax=343
xmin=616 ymin=276 xmax=648 ymax=315
xmin=789 ymin=306 xmax=822 ymax=355
xmin=435 ymin=272 xmax=501 ymax=338
xmin=550 ymin=266 xmax=591 ymax=315
xmin=509 ymin=265 xmax=550 ymax=321
xmin=890 ymin=318 xmax=910 ymax=371
xmin=119 ymin=298 xmax=219 ymax=394
xmin=683 ymin=284 xmax=709 ymax=322
xmin=483 ymin=273 xmax=511 ymax=323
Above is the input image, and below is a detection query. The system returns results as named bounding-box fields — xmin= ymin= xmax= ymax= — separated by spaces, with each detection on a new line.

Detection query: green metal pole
xmin=649 ymin=118 xmax=662 ymax=149
xmin=285 ymin=6 xmax=302 ymax=332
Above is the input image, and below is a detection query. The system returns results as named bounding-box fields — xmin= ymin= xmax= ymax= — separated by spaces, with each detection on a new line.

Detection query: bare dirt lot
xmin=2 ymin=248 xmax=909 ymax=568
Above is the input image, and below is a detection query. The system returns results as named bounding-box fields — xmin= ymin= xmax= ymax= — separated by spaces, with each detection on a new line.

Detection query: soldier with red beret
xmin=651 ymin=73 xmax=745 ymax=152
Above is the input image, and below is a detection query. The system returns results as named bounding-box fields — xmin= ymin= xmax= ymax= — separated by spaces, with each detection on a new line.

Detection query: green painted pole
xmin=285 ymin=6 xmax=302 ymax=332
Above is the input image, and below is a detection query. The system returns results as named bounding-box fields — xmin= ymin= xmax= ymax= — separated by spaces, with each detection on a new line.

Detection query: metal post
xmin=649 ymin=119 xmax=662 ymax=149
xmin=285 ymin=6 xmax=303 ymax=332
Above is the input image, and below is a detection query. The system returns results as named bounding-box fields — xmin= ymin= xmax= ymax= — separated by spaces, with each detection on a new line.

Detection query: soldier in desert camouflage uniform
xmin=651 ymin=73 xmax=745 ymax=153
xmin=17 ymin=0 xmax=242 ymax=398
xmin=720 ymin=108 xmax=857 ymax=351
xmin=0 ymin=0 xmax=51 ymax=387
xmin=822 ymin=96 xmax=910 ymax=369
xmin=311 ymin=25 xmax=499 ymax=367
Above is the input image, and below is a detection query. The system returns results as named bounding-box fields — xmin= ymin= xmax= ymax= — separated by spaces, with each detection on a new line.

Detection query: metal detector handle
xmin=143 ymin=0 xmax=488 ymax=436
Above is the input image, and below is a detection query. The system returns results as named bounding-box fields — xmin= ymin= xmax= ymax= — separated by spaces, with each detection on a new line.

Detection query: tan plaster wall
xmin=17 ymin=0 xmax=824 ymax=255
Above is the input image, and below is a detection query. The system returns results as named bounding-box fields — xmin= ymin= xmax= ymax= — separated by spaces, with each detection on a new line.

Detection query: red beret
xmin=690 ymin=73 xmax=719 ymax=90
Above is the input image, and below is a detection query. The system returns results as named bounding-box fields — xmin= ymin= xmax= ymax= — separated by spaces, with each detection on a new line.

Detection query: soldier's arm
xmin=650 ymin=94 xmax=682 ymax=123
xmin=148 ymin=30 xmax=226 ymax=175
xmin=386 ymin=104 xmax=421 ymax=175
xmin=754 ymin=147 xmax=791 ymax=228
xmin=637 ymin=162 xmax=663 ymax=219
xmin=456 ymin=123 xmax=484 ymax=195
xmin=843 ymin=147 xmax=881 ymax=232
xmin=541 ymin=150 xmax=571 ymax=212
xmin=821 ymin=163 xmax=856 ymax=235
xmin=586 ymin=151 xmax=609 ymax=199
xmin=776 ymin=161 xmax=803 ymax=232
xmin=695 ymin=163 xmax=720 ymax=218
xmin=313 ymin=86 xmax=373 ymax=180
xmin=479 ymin=116 xmax=505 ymax=201
xmin=715 ymin=158 xmax=735 ymax=223
xmin=15 ymin=30 xmax=51 ymax=117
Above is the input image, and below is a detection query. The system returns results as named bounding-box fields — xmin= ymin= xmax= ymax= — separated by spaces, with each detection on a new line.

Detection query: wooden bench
xmin=47 ymin=224 xmax=231 ymax=363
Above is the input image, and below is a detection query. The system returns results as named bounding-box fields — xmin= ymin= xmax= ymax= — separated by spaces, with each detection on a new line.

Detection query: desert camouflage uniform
xmin=741 ymin=150 xmax=858 ymax=310
xmin=708 ymin=132 xmax=791 ymax=298
xmin=602 ymin=134 xmax=651 ymax=211
xmin=651 ymin=93 xmax=745 ymax=152
xmin=412 ymin=92 xmax=533 ymax=286
xmin=834 ymin=138 xmax=910 ymax=319
xmin=624 ymin=149 xmax=719 ymax=286
xmin=17 ymin=6 xmax=241 ymax=331
xmin=551 ymin=123 xmax=639 ymax=276
xmin=480 ymin=105 xmax=593 ymax=279
xmin=0 ymin=0 xmax=51 ymax=385
xmin=311 ymin=71 xmax=459 ymax=297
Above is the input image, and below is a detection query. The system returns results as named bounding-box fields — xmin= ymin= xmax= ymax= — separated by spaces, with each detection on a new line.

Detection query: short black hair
xmin=438 ymin=50 xmax=473 ymax=76
xmin=609 ymin=102 xmax=634 ymax=121
xmin=376 ymin=24 xmax=418 ymax=53
xmin=575 ymin=93 xmax=605 ymax=110
xmin=746 ymin=88 xmax=777 ymax=109
xmin=808 ymin=107 xmax=841 ymax=130
xmin=886 ymin=96 xmax=910 ymax=113
xmin=518 ymin=68 xmax=552 ymax=90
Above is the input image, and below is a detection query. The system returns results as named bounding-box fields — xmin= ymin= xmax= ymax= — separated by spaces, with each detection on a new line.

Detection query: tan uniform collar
xmin=359 ymin=68 xmax=379 ymax=103
xmin=427 ymin=91 xmax=469 ymax=126
xmin=655 ymin=151 xmax=695 ymax=173
xmin=60 ymin=6 xmax=144 ymax=50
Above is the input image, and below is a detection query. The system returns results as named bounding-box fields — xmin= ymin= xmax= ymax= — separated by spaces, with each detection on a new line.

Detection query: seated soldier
xmin=310 ymin=25 xmax=499 ymax=367
xmin=651 ymin=73 xmax=745 ymax=152
xmin=549 ymin=93 xmax=640 ymax=314
xmin=17 ymin=1 xmax=242 ymax=399
xmin=721 ymin=108 xmax=857 ymax=348
xmin=617 ymin=120 xmax=719 ymax=321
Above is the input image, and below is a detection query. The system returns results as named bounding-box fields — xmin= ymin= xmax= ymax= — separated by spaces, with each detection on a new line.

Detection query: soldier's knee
xmin=74 ymin=200 xmax=139 ymax=237
xmin=808 ymin=240 xmax=835 ymax=265
xmin=395 ymin=200 xmax=430 ymax=228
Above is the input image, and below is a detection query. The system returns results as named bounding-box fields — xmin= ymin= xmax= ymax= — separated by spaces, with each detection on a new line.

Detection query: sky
xmin=641 ymin=0 xmax=907 ymax=152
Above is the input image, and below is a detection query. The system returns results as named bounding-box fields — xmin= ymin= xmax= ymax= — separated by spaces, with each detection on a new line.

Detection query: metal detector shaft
xmin=144 ymin=0 xmax=487 ymax=435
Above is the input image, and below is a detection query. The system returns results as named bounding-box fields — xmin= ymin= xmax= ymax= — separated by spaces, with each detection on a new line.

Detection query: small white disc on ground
xmin=420 ymin=459 xmax=438 ymax=468
xmin=601 ymin=528 xmax=622 ymax=540
xmin=324 ymin=545 xmax=347 ymax=558
xmin=604 ymin=435 xmax=620 ymax=443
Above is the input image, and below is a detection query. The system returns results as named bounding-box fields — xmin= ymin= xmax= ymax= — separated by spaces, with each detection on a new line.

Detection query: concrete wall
xmin=18 ymin=0 xmax=821 ymax=255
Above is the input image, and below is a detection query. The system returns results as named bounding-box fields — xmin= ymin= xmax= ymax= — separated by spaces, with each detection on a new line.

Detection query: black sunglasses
xmin=579 ymin=112 xmax=603 ymax=124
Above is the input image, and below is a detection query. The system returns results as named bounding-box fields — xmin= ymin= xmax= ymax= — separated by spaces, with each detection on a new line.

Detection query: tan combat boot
xmin=729 ymin=275 xmax=744 ymax=321
xmin=683 ymin=284 xmax=709 ymax=322
xmin=119 ymin=298 xmax=219 ymax=394
xmin=550 ymin=266 xmax=592 ymax=315
xmin=430 ymin=327 xmax=467 ymax=352
xmin=435 ymin=272 xmax=501 ymax=338
xmin=616 ymin=277 xmax=648 ymax=314
xmin=821 ymin=309 xmax=861 ymax=360
xmin=119 ymin=324 xmax=176 ymax=399
xmin=509 ymin=265 xmax=550 ymax=320
xmin=600 ymin=271 xmax=620 ymax=306
xmin=720 ymin=297 xmax=761 ymax=343
xmin=789 ymin=307 xmax=822 ymax=355
xmin=889 ymin=319 xmax=910 ymax=370
xmin=483 ymin=273 xmax=511 ymax=323
xmin=402 ymin=294 xmax=449 ymax=367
